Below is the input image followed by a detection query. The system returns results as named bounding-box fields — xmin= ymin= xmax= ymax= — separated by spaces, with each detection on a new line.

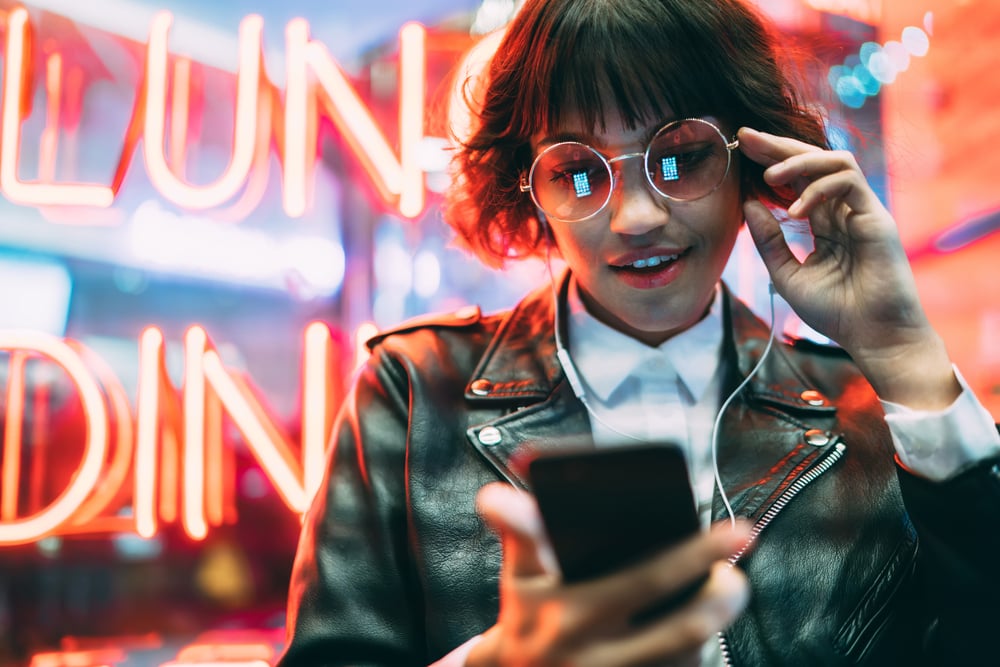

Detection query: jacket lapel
xmin=461 ymin=276 xmax=593 ymax=488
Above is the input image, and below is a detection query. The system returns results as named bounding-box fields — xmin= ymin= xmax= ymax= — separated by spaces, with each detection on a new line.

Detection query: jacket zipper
xmin=717 ymin=441 xmax=847 ymax=666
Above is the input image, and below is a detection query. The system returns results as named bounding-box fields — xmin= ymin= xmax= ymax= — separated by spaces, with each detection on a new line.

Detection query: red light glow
xmin=0 ymin=331 xmax=109 ymax=545
xmin=143 ymin=12 xmax=263 ymax=210
xmin=0 ymin=323 xmax=346 ymax=544
xmin=0 ymin=8 xmax=433 ymax=219
xmin=0 ymin=8 xmax=115 ymax=208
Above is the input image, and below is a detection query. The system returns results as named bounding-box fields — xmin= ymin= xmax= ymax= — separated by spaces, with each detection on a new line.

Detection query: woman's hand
xmin=738 ymin=127 xmax=960 ymax=410
xmin=467 ymin=483 xmax=751 ymax=667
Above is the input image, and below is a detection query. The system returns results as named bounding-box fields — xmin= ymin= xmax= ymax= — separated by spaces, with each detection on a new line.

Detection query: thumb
xmin=743 ymin=199 xmax=798 ymax=289
xmin=477 ymin=482 xmax=560 ymax=577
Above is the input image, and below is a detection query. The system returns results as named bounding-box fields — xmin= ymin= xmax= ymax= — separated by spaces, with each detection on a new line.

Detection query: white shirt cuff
xmin=880 ymin=366 xmax=1000 ymax=481
xmin=429 ymin=635 xmax=483 ymax=667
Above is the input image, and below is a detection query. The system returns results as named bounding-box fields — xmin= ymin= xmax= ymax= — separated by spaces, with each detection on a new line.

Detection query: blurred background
xmin=0 ymin=0 xmax=997 ymax=665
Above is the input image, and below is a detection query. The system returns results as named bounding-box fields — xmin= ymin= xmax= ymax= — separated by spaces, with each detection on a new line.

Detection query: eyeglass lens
xmin=528 ymin=119 xmax=732 ymax=222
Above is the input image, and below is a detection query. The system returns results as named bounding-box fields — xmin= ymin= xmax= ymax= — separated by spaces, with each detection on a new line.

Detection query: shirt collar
xmin=567 ymin=279 xmax=724 ymax=403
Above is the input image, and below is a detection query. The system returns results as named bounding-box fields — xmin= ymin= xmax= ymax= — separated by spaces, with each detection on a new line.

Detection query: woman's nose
xmin=607 ymin=159 xmax=671 ymax=235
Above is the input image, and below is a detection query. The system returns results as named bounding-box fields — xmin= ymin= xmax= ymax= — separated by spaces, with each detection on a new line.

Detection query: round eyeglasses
xmin=519 ymin=117 xmax=739 ymax=223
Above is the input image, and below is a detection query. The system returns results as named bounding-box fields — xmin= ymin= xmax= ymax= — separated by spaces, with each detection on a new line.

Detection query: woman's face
xmin=534 ymin=107 xmax=744 ymax=346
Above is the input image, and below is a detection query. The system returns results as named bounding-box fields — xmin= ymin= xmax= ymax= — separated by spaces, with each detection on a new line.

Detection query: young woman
xmin=278 ymin=1 xmax=1000 ymax=665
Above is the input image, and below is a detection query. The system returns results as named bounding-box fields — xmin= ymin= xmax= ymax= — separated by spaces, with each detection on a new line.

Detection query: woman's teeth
xmin=628 ymin=254 xmax=678 ymax=269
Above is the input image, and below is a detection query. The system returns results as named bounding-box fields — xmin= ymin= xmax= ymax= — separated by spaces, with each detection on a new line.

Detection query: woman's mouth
xmin=610 ymin=248 xmax=690 ymax=287
xmin=611 ymin=247 xmax=690 ymax=272
xmin=619 ymin=253 xmax=680 ymax=271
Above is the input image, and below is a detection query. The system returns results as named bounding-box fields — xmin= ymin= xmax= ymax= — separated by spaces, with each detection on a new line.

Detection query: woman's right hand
xmin=467 ymin=483 xmax=752 ymax=667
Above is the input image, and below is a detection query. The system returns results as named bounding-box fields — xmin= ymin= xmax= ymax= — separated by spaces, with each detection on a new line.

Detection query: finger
xmin=763 ymin=148 xmax=858 ymax=188
xmin=743 ymin=200 xmax=800 ymax=288
xmin=763 ymin=151 xmax=885 ymax=218
xmin=785 ymin=171 xmax=885 ymax=221
xmin=476 ymin=482 xmax=559 ymax=577
xmin=584 ymin=519 xmax=752 ymax=617
xmin=737 ymin=126 xmax=823 ymax=167
xmin=580 ymin=560 xmax=750 ymax=667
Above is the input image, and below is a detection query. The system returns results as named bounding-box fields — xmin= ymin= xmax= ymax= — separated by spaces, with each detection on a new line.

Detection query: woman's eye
xmin=651 ymin=146 xmax=713 ymax=179
xmin=679 ymin=146 xmax=714 ymax=165
xmin=549 ymin=166 xmax=607 ymax=194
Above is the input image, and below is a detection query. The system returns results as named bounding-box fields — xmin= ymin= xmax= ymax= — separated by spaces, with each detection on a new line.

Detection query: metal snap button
xmin=470 ymin=379 xmax=492 ymax=396
xmin=477 ymin=426 xmax=502 ymax=446
xmin=804 ymin=429 xmax=830 ymax=446
xmin=800 ymin=390 xmax=827 ymax=406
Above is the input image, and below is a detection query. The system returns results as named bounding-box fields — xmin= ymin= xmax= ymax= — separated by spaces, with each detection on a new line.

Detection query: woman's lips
xmin=609 ymin=248 xmax=690 ymax=289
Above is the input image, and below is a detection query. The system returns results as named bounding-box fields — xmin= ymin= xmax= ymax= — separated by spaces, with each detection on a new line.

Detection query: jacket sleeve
xmin=895 ymin=430 xmax=1000 ymax=663
xmin=276 ymin=345 xmax=426 ymax=667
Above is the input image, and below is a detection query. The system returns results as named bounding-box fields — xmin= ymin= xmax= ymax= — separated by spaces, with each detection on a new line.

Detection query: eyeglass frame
xmin=518 ymin=117 xmax=740 ymax=223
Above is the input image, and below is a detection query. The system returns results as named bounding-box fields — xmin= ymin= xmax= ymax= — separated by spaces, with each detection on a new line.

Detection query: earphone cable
xmin=711 ymin=282 xmax=777 ymax=529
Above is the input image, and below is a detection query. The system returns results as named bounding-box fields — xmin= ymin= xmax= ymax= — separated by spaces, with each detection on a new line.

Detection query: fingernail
xmin=788 ymin=198 xmax=803 ymax=217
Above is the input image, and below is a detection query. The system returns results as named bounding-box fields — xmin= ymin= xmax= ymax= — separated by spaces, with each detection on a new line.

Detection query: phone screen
xmin=527 ymin=442 xmax=700 ymax=584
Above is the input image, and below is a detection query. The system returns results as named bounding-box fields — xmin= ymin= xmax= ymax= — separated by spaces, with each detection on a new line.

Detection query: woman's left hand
xmin=738 ymin=127 xmax=960 ymax=409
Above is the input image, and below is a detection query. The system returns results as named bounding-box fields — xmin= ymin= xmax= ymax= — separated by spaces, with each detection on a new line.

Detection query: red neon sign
xmin=0 ymin=7 xmax=430 ymax=218
xmin=0 ymin=322 xmax=349 ymax=545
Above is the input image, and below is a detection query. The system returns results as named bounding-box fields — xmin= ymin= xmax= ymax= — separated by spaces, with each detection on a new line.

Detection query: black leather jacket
xmin=279 ymin=280 xmax=1000 ymax=667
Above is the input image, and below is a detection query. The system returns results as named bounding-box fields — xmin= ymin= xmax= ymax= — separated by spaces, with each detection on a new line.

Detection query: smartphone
xmin=526 ymin=442 xmax=701 ymax=589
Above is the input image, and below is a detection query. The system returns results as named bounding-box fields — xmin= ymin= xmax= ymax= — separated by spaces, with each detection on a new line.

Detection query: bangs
xmin=515 ymin=0 xmax=737 ymax=136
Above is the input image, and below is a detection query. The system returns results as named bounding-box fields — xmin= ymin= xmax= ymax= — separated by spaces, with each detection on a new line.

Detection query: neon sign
xmin=0 ymin=6 xmax=430 ymax=218
xmin=0 ymin=322 xmax=350 ymax=545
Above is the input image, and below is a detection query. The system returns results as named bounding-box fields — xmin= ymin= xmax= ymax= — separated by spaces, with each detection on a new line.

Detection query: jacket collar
xmin=462 ymin=271 xmax=839 ymax=493
xmin=463 ymin=276 xmax=566 ymax=403
xmin=724 ymin=287 xmax=837 ymax=414
xmin=464 ymin=270 xmax=833 ymax=412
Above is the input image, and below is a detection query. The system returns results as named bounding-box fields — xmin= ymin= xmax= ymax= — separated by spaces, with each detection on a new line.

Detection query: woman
xmin=278 ymin=1 xmax=1000 ymax=665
